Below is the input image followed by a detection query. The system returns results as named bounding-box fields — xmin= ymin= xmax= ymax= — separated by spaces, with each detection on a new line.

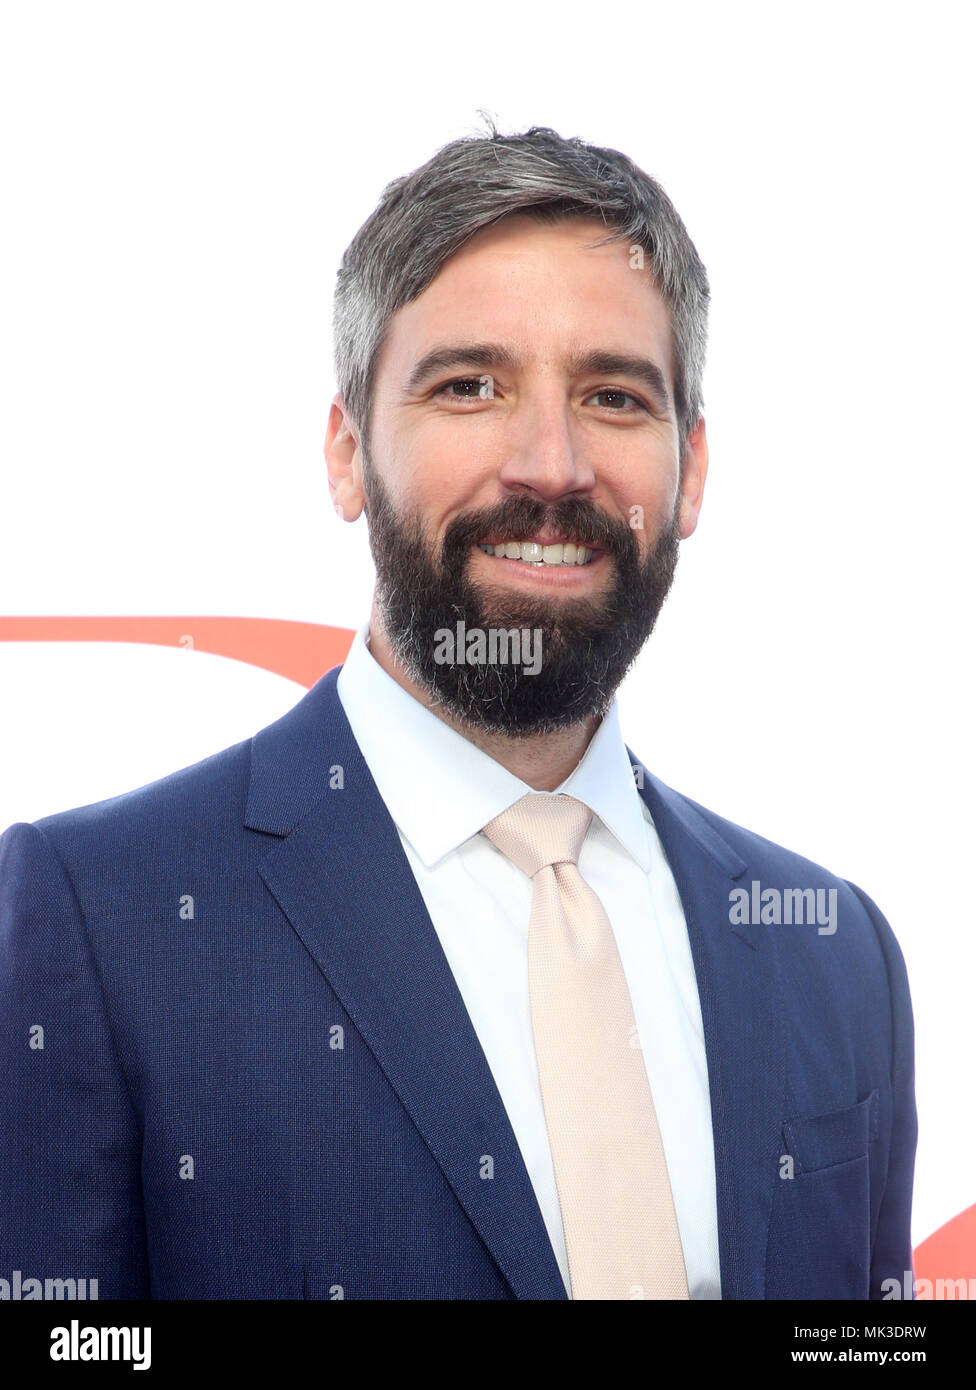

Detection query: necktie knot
xmin=481 ymin=793 xmax=593 ymax=879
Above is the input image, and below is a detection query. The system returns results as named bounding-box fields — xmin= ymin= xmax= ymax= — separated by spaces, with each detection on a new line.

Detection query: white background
xmin=1 ymin=0 xmax=972 ymax=1254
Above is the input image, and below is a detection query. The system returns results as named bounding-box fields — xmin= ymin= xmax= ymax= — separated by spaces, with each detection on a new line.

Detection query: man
xmin=0 ymin=124 xmax=915 ymax=1300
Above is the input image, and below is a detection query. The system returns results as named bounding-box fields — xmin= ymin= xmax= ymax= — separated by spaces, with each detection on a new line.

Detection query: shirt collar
xmin=336 ymin=622 xmax=651 ymax=872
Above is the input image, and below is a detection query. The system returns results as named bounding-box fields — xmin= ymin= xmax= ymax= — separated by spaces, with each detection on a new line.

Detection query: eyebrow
xmin=403 ymin=341 xmax=672 ymax=411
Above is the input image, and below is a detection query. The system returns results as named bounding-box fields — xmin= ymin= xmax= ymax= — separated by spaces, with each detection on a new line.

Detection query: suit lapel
xmin=631 ymin=754 xmax=787 ymax=1299
xmin=245 ymin=668 xmax=567 ymax=1301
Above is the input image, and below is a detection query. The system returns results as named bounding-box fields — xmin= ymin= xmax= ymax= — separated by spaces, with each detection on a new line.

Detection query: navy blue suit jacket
xmin=0 ymin=665 xmax=916 ymax=1299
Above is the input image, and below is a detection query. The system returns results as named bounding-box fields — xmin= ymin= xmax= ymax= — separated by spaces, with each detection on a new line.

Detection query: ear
xmin=676 ymin=415 xmax=708 ymax=540
xmin=324 ymin=393 xmax=365 ymax=523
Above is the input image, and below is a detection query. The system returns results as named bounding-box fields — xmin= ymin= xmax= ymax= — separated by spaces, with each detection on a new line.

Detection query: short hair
xmin=333 ymin=118 xmax=709 ymax=456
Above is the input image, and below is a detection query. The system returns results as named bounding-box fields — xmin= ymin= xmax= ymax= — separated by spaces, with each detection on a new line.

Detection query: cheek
xmin=596 ymin=431 xmax=680 ymax=506
xmin=404 ymin=416 xmax=465 ymax=475
xmin=613 ymin=478 xmax=679 ymax=549
xmin=395 ymin=428 xmax=499 ymax=519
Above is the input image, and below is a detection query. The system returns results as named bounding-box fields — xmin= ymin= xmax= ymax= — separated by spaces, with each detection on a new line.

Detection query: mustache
xmin=442 ymin=495 xmax=638 ymax=562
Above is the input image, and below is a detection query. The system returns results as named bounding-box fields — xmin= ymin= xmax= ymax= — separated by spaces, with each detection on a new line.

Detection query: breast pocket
xmin=783 ymin=1089 xmax=880 ymax=1175
xmin=765 ymin=1090 xmax=879 ymax=1300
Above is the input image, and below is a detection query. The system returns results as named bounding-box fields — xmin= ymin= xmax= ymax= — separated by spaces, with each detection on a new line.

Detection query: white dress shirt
xmin=336 ymin=622 xmax=721 ymax=1298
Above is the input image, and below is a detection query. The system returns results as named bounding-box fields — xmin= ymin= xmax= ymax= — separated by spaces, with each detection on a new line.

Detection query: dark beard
xmin=362 ymin=463 xmax=681 ymax=736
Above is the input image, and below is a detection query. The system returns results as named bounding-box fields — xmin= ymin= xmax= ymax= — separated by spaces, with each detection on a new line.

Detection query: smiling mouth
xmin=476 ymin=540 xmax=595 ymax=567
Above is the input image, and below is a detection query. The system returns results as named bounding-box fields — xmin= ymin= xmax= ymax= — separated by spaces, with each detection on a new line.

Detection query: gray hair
xmin=333 ymin=119 xmax=709 ymax=456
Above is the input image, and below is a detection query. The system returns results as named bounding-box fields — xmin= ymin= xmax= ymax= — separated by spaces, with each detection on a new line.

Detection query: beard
xmin=362 ymin=460 xmax=681 ymax=736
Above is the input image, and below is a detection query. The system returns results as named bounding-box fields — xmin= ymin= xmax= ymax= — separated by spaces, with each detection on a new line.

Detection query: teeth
xmin=478 ymin=541 xmax=593 ymax=566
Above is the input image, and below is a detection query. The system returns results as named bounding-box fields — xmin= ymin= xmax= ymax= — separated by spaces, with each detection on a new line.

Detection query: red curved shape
xmin=913 ymin=1204 xmax=976 ymax=1299
xmin=0 ymin=616 xmax=354 ymax=688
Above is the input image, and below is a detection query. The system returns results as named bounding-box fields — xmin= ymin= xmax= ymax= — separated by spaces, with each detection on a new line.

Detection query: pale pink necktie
xmin=482 ymin=792 xmax=689 ymax=1300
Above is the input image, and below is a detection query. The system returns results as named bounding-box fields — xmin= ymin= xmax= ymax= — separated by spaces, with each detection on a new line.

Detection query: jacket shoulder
xmin=664 ymin=783 xmax=852 ymax=887
xmin=642 ymin=771 xmax=907 ymax=966
xmin=20 ymin=735 xmax=252 ymax=867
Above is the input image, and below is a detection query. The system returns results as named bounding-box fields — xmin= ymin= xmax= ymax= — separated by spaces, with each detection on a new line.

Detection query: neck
xmin=365 ymin=604 xmax=600 ymax=791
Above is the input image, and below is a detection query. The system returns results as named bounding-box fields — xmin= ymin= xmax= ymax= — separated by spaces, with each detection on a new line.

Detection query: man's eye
xmin=585 ymin=389 xmax=646 ymax=412
xmin=436 ymin=377 xmax=491 ymax=400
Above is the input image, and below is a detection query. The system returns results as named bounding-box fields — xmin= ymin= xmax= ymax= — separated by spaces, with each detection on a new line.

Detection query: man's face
xmin=330 ymin=213 xmax=707 ymax=735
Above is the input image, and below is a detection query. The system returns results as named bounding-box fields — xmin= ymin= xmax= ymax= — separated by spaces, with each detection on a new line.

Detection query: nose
xmin=495 ymin=386 xmax=596 ymax=502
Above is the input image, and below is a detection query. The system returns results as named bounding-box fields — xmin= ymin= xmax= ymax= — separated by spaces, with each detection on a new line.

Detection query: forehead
xmin=376 ymin=213 xmax=675 ymax=386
